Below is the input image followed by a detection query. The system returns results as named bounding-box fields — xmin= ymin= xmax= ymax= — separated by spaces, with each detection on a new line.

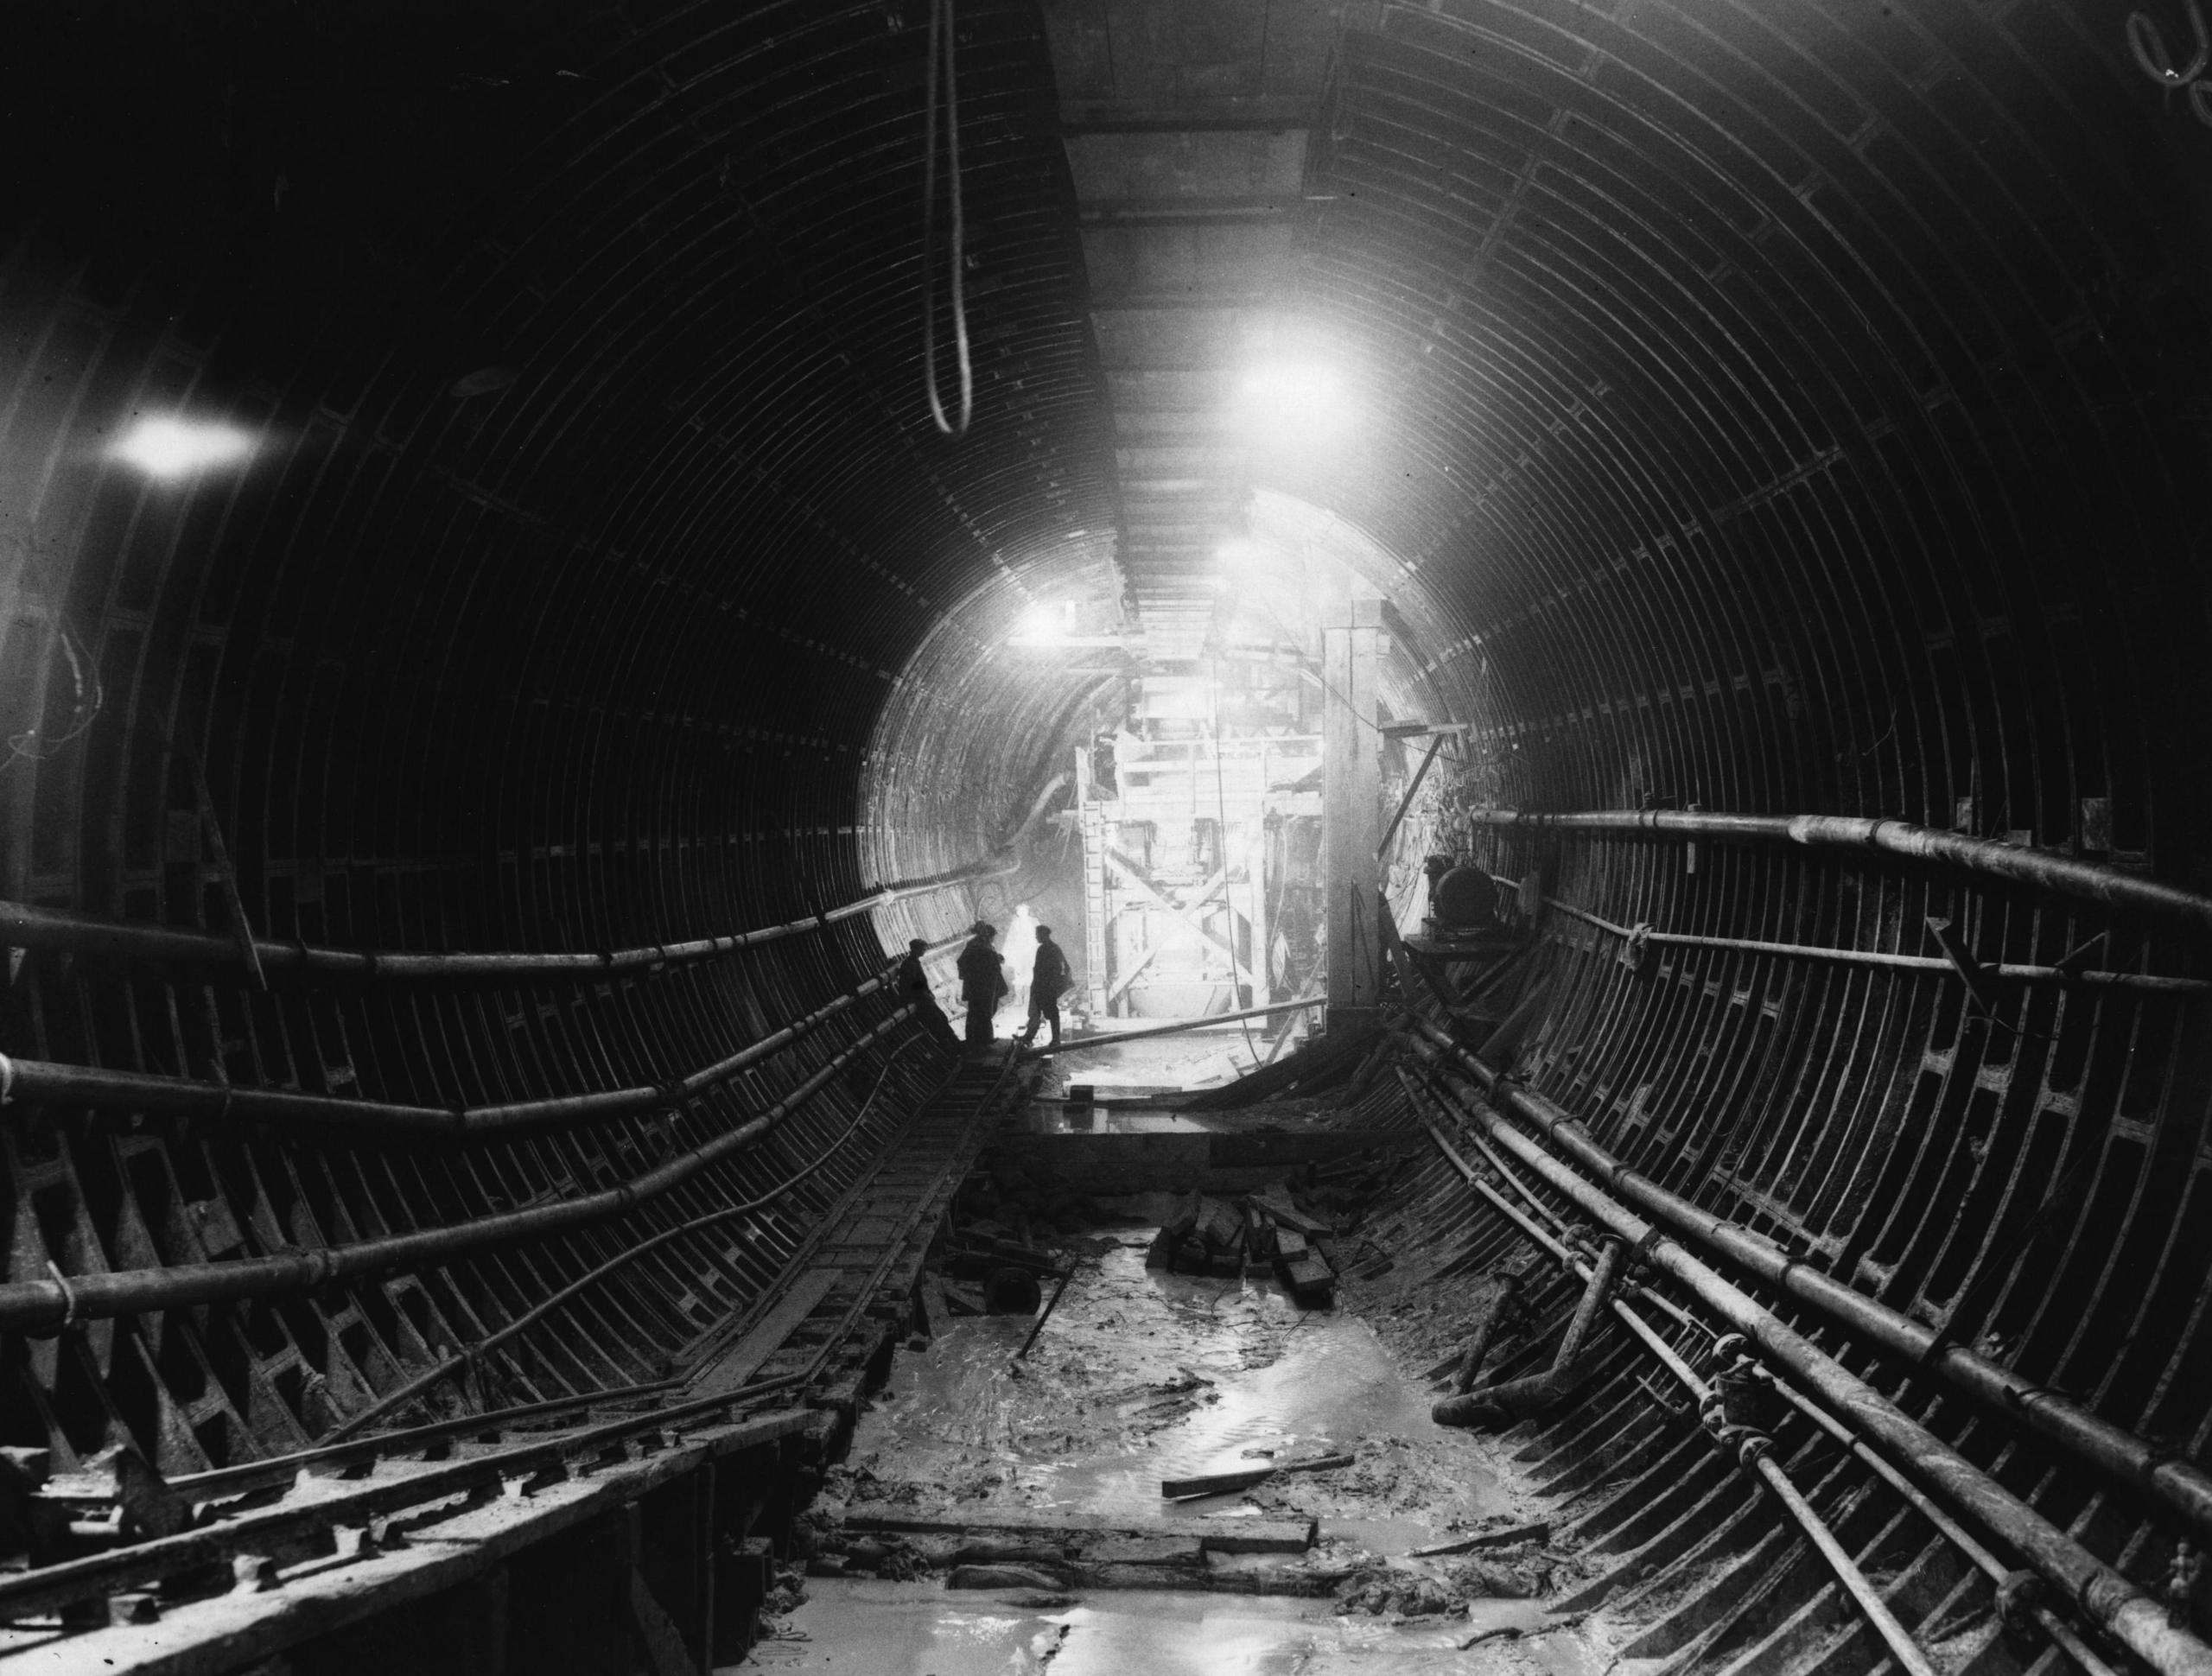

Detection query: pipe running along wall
xmin=2 ymin=962 xmax=904 ymax=1140
xmin=1405 ymin=1032 xmax=2212 ymax=1676
xmin=0 ymin=852 xmax=1014 ymax=981
xmin=1409 ymin=1013 xmax=2212 ymax=1535
xmin=2 ymin=9 xmax=2211 ymax=1671
xmin=0 ymin=1008 xmax=918 ymax=1337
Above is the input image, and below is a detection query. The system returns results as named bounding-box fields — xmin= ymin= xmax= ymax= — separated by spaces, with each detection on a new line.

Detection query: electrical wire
xmin=2128 ymin=0 xmax=2209 ymax=86
xmin=921 ymin=0 xmax=973 ymax=436
xmin=3 ymin=623 xmax=105 ymax=775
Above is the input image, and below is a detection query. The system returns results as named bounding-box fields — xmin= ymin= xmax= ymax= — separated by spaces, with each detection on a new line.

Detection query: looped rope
xmin=921 ymin=0 xmax=973 ymax=435
xmin=2128 ymin=1 xmax=2211 ymax=86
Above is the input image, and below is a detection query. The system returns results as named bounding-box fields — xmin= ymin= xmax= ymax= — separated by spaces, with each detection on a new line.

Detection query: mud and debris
xmin=1143 ymin=1184 xmax=1343 ymax=1303
xmin=741 ymin=1107 xmax=1630 ymax=1670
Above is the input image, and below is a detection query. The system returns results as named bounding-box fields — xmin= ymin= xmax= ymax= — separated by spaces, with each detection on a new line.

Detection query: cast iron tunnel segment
xmin=0 ymin=1054 xmax=1018 ymax=1654
xmin=5 ymin=0 xmax=2212 ymax=1669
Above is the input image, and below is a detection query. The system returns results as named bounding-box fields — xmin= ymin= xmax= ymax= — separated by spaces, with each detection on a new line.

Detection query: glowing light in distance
xmin=1010 ymin=601 xmax=1086 ymax=645
xmin=1241 ymin=364 xmax=1340 ymax=405
xmin=1236 ymin=362 xmax=1351 ymax=442
xmin=111 ymin=416 xmax=256 ymax=479
xmin=1216 ymin=537 xmax=1262 ymax=565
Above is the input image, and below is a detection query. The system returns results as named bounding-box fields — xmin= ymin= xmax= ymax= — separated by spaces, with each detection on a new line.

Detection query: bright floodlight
xmin=112 ymin=416 xmax=256 ymax=479
xmin=1237 ymin=362 xmax=1351 ymax=441
xmin=1015 ymin=601 xmax=1064 ymax=641
xmin=1243 ymin=364 xmax=1339 ymax=403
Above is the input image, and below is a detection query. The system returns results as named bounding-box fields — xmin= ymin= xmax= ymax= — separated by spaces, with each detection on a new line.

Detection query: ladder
xmin=1080 ymin=799 xmax=1111 ymax=1016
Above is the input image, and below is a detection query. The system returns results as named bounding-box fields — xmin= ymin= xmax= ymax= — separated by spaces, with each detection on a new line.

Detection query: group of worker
xmin=893 ymin=906 xmax=1072 ymax=1058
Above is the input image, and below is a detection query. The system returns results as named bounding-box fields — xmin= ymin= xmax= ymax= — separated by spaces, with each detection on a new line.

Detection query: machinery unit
xmin=1075 ymin=666 xmax=1323 ymax=1024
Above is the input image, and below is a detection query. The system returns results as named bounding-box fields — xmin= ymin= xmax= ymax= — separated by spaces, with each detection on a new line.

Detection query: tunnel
xmin=3 ymin=0 xmax=2212 ymax=1670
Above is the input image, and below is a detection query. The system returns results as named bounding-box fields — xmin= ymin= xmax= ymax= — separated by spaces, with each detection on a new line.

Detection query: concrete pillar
xmin=1322 ymin=597 xmax=1383 ymax=1029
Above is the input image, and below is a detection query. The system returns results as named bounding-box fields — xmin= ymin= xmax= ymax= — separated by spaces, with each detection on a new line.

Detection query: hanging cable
xmin=3 ymin=621 xmax=105 ymax=775
xmin=921 ymin=0 xmax=973 ymax=435
xmin=2128 ymin=0 xmax=2210 ymax=87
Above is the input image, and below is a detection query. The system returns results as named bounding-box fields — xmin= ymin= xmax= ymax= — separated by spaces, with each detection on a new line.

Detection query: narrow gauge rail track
xmin=0 ymin=1055 xmax=1020 ymax=1674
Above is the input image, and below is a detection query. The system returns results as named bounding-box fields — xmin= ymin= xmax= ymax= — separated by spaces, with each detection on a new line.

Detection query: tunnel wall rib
xmin=1273 ymin=4 xmax=2212 ymax=1666
xmin=0 ymin=0 xmax=1119 ymax=1466
xmin=1 ymin=10 xmax=2210 ymax=1666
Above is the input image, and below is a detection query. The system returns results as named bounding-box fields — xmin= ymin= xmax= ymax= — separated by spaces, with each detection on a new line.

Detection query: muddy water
xmin=737 ymin=1235 xmax=1600 ymax=1673
xmin=848 ymin=1235 xmax=1504 ymax=1545
xmin=1033 ymin=1028 xmax=1265 ymax=1095
xmin=737 ymin=1579 xmax=1596 ymax=1675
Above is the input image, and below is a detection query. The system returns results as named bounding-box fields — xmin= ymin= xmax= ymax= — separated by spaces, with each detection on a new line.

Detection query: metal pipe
xmin=1436 ymin=1237 xmax=1624 ymax=1427
xmin=1039 ymin=997 xmax=1323 ymax=1052
xmin=1462 ymin=807 xmax=2212 ymax=936
xmin=1402 ymin=1072 xmax=1697 ymax=1337
xmin=0 ymin=969 xmax=912 ymax=1140
xmin=1761 ymin=1371 xmax=2123 ymax=1676
xmin=322 ymin=1038 xmax=931 ymax=1442
xmin=1751 ymin=1441 xmax=1943 ymax=1676
xmin=1409 ymin=1016 xmax=2212 ymax=1543
xmin=1414 ymin=1104 xmax=1575 ymax=1266
xmin=1403 ymin=1033 xmax=2212 ymax=1676
xmin=1508 ymin=882 xmax=2208 ymax=994
xmin=1407 ymin=1070 xmax=2116 ymax=1676
xmin=1013 ymin=1264 xmax=1077 ymax=1362
xmin=1415 ymin=1069 xmax=1940 ymax=1674
xmin=0 ymin=853 xmax=1018 ymax=983
xmin=0 ymin=1009 xmax=917 ymax=1335
xmin=1379 ymin=733 xmax=1447 ymax=860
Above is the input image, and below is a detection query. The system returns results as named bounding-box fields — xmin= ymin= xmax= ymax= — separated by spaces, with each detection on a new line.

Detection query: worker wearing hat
xmin=955 ymin=920 xmax=1007 ymax=1055
xmin=897 ymin=936 xmax=960 ymax=1053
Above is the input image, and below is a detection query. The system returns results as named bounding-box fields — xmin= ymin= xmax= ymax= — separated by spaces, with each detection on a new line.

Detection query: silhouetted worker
xmin=897 ymin=937 xmax=959 ymax=1053
xmin=1020 ymin=924 xmax=1073 ymax=1051
xmin=956 ymin=920 xmax=1007 ymax=1054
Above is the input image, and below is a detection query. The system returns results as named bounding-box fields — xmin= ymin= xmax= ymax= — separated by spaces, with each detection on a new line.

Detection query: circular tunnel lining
xmin=0 ymin=7 xmax=2209 ymax=1660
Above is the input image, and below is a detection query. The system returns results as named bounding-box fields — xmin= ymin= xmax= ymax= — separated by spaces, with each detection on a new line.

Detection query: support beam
xmin=1040 ymin=998 xmax=1322 ymax=1053
xmin=1323 ymin=599 xmax=1384 ymax=1027
xmin=1104 ymin=851 xmax=1243 ymax=972
xmin=1103 ymin=868 xmax=1228 ymax=1006
xmin=1247 ymin=815 xmax=1271 ymax=1005
xmin=1378 ymin=733 xmax=1447 ymax=860
xmin=1103 ymin=936 xmax=1166 ymax=1006
xmin=1460 ymin=805 xmax=2212 ymax=935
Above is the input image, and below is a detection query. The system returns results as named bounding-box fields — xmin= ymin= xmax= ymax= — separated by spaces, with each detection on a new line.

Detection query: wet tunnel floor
xmin=733 ymin=1583 xmax=1600 ymax=1675
xmin=735 ymin=1234 xmax=1613 ymax=1673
